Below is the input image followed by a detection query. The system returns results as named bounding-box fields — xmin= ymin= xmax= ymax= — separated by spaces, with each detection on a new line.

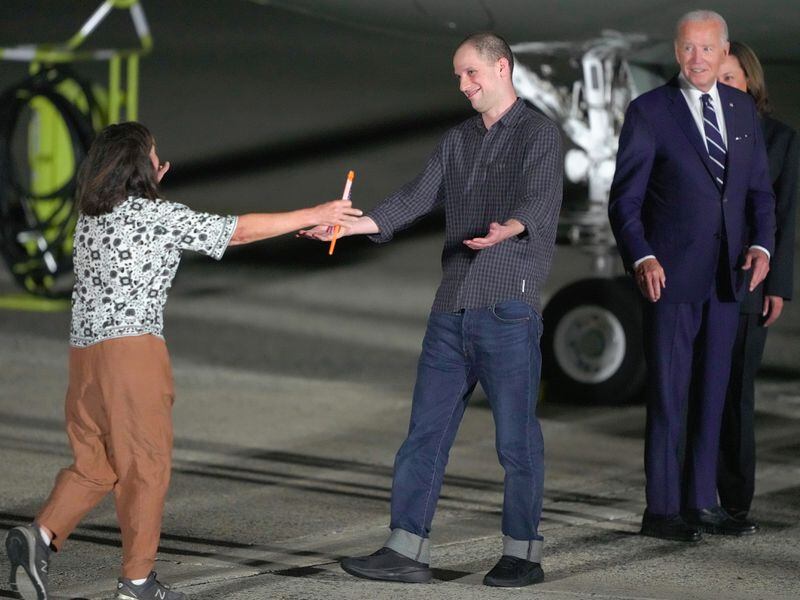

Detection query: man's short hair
xmin=675 ymin=10 xmax=729 ymax=44
xmin=458 ymin=32 xmax=514 ymax=75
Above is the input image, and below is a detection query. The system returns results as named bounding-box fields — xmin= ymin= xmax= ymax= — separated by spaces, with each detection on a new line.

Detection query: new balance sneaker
xmin=5 ymin=524 xmax=51 ymax=600
xmin=116 ymin=572 xmax=186 ymax=600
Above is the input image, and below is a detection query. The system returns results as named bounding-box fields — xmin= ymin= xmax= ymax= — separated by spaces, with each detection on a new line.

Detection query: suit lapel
xmin=665 ymin=79 xmax=718 ymax=186
xmin=719 ymin=85 xmax=736 ymax=188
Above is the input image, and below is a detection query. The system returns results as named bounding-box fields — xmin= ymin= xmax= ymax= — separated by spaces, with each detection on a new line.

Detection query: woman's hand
xmin=313 ymin=199 xmax=363 ymax=227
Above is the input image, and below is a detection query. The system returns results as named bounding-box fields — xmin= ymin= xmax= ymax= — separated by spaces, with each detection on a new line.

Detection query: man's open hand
xmin=463 ymin=219 xmax=525 ymax=250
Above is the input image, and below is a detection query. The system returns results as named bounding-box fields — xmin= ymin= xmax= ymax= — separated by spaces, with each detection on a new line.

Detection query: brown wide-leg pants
xmin=36 ymin=334 xmax=175 ymax=579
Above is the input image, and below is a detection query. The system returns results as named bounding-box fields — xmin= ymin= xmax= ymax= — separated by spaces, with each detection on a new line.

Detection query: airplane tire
xmin=542 ymin=276 xmax=645 ymax=404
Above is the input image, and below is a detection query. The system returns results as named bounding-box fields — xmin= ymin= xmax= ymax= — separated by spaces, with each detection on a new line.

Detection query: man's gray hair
xmin=675 ymin=10 xmax=729 ymax=43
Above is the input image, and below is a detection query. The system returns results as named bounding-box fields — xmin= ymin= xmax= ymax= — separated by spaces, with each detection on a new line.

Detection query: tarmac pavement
xmin=1 ymin=226 xmax=799 ymax=599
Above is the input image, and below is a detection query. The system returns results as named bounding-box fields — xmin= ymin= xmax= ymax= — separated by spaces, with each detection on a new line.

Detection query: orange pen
xmin=329 ymin=170 xmax=355 ymax=255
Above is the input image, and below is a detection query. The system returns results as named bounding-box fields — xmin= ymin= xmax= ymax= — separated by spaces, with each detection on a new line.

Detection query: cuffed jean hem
xmin=503 ymin=535 xmax=543 ymax=563
xmin=385 ymin=528 xmax=431 ymax=564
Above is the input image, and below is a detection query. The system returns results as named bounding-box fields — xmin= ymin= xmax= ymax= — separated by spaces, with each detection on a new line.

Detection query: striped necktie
xmin=701 ymin=93 xmax=727 ymax=188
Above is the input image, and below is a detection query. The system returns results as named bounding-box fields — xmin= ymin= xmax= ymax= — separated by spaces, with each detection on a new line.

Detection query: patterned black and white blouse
xmin=70 ymin=197 xmax=237 ymax=347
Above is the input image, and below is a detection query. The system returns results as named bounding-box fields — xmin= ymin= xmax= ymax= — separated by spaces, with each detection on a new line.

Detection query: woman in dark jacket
xmin=717 ymin=41 xmax=799 ymax=523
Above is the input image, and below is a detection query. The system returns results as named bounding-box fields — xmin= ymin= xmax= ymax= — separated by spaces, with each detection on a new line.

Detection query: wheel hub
xmin=552 ymin=305 xmax=626 ymax=383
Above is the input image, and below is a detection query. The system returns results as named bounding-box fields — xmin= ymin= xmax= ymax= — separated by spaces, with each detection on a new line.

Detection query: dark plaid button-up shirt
xmin=367 ymin=98 xmax=563 ymax=313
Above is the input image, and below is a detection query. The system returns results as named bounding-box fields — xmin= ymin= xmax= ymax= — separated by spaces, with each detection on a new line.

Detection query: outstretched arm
xmin=229 ymin=200 xmax=362 ymax=246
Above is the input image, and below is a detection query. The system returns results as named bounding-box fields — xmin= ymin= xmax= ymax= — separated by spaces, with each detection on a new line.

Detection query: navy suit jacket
xmin=609 ymin=77 xmax=776 ymax=303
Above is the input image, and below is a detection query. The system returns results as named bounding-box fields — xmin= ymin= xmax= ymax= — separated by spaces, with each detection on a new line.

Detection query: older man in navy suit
xmin=608 ymin=10 xmax=775 ymax=541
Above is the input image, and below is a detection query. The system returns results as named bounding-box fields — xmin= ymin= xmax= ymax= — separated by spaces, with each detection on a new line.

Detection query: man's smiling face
xmin=453 ymin=43 xmax=504 ymax=114
xmin=675 ymin=19 xmax=729 ymax=92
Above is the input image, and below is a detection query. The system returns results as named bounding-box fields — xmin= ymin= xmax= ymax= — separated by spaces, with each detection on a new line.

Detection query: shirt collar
xmin=678 ymin=72 xmax=721 ymax=106
xmin=473 ymin=97 xmax=525 ymax=131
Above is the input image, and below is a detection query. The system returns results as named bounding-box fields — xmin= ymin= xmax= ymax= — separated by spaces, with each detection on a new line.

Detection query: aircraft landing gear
xmin=542 ymin=276 xmax=645 ymax=404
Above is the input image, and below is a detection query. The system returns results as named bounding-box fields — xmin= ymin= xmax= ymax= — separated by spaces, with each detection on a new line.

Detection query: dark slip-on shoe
xmin=340 ymin=547 xmax=432 ymax=583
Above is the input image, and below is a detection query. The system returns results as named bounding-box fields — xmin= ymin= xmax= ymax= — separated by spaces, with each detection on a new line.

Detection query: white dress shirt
xmin=678 ymin=73 xmax=728 ymax=148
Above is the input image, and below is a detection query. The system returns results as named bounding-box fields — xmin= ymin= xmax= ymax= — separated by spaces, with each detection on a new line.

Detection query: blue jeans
xmin=389 ymin=300 xmax=545 ymax=555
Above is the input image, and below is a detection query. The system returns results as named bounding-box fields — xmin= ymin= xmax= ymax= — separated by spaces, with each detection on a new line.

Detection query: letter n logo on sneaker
xmin=156 ymin=590 xmax=166 ymax=600
xmin=40 ymin=560 xmax=48 ymax=573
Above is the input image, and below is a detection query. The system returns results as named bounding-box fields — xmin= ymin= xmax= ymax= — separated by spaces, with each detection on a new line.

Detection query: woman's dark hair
xmin=76 ymin=121 xmax=160 ymax=216
xmin=728 ymin=41 xmax=771 ymax=115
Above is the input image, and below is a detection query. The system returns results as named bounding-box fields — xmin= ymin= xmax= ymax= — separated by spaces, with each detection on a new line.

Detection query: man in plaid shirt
xmin=302 ymin=31 xmax=562 ymax=587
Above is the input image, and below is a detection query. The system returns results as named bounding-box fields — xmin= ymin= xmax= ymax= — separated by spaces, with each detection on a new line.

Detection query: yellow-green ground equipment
xmin=0 ymin=0 xmax=151 ymax=299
